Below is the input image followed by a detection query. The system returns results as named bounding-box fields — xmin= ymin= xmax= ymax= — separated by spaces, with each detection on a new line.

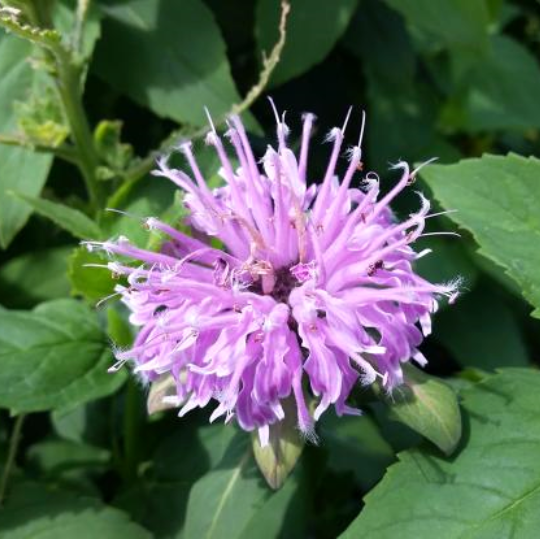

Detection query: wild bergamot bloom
xmin=85 ymin=104 xmax=459 ymax=446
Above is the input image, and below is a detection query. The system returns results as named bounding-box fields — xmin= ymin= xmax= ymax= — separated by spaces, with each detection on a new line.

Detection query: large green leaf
xmin=463 ymin=36 xmax=540 ymax=131
xmin=341 ymin=369 xmax=540 ymax=538
xmin=0 ymin=34 xmax=53 ymax=248
xmin=94 ymin=0 xmax=249 ymax=127
xmin=0 ymin=482 xmax=151 ymax=539
xmin=184 ymin=432 xmax=271 ymax=538
xmin=0 ymin=299 xmax=125 ymax=413
xmin=421 ymin=153 xmax=540 ymax=317
xmin=256 ymin=0 xmax=358 ymax=87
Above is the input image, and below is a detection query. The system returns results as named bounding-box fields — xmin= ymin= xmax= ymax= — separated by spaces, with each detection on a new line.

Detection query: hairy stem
xmin=54 ymin=49 xmax=103 ymax=211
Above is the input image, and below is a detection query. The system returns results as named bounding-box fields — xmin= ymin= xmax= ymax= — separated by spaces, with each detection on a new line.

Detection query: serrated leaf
xmin=0 ymin=481 xmax=151 ymax=539
xmin=94 ymin=0 xmax=255 ymax=128
xmin=0 ymin=8 xmax=62 ymax=51
xmin=384 ymin=365 xmax=461 ymax=455
xmin=421 ymin=153 xmax=540 ymax=317
xmin=252 ymin=398 xmax=304 ymax=490
xmin=341 ymin=369 xmax=540 ymax=538
xmin=0 ymin=299 xmax=124 ymax=413
xmin=11 ymin=193 xmax=102 ymax=240
xmin=68 ymin=246 xmax=117 ymax=303
xmin=256 ymin=0 xmax=358 ymax=87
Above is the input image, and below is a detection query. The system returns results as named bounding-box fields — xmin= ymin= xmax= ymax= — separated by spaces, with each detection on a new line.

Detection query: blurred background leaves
xmin=1 ymin=0 xmax=540 ymax=538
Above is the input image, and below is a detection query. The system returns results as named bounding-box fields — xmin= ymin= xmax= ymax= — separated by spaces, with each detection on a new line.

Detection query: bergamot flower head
xmin=85 ymin=102 xmax=459 ymax=446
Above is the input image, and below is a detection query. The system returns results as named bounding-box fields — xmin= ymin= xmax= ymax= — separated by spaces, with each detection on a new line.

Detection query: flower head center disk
xmin=248 ymin=264 xmax=301 ymax=304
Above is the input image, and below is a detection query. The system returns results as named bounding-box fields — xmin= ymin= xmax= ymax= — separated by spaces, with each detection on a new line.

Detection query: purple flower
xmin=85 ymin=104 xmax=459 ymax=445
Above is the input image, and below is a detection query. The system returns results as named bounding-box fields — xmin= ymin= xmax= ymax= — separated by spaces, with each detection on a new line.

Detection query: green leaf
xmin=27 ymin=439 xmax=110 ymax=494
xmin=414 ymin=237 xmax=479 ymax=297
xmin=0 ymin=299 xmax=125 ymax=413
xmin=341 ymin=369 xmax=540 ymax=538
xmin=103 ymin=173 xmax=178 ymax=247
xmin=94 ymin=119 xmax=134 ymax=174
xmin=106 ymin=306 xmax=133 ymax=348
xmin=51 ymin=398 xmax=113 ymax=447
xmin=462 ymin=36 xmax=540 ymax=131
xmin=94 ymin=0 xmax=251 ymax=128
xmin=321 ymin=413 xmax=395 ymax=492
xmin=0 ymin=34 xmax=53 ymax=248
xmin=114 ymin=424 xmax=236 ymax=538
xmin=14 ymin=84 xmax=69 ymax=148
xmin=421 ymin=153 xmax=540 ymax=317
xmin=0 ymin=481 xmax=151 ymax=539
xmin=240 ymin=464 xmax=308 ymax=539
xmin=252 ymin=398 xmax=304 ymax=490
xmin=184 ymin=432 xmax=271 ymax=538
xmin=384 ymin=0 xmax=490 ymax=54
xmin=11 ymin=193 xmax=102 ymax=240
xmin=435 ymin=282 xmax=529 ymax=370
xmin=0 ymin=246 xmax=72 ymax=308
xmin=53 ymin=0 xmax=102 ymax=62
xmin=256 ymin=0 xmax=358 ymax=87
xmin=384 ymin=365 xmax=462 ymax=455
xmin=68 ymin=246 xmax=117 ymax=303
xmin=343 ymin=0 xmax=415 ymax=90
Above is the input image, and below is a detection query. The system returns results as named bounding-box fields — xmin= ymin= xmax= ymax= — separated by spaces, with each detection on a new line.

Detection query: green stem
xmin=26 ymin=0 xmax=103 ymax=213
xmin=0 ymin=415 xmax=25 ymax=507
xmin=0 ymin=133 xmax=80 ymax=165
xmin=54 ymin=51 xmax=103 ymax=211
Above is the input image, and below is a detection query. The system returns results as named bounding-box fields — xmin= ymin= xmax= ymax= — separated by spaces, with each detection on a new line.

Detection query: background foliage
xmin=1 ymin=0 xmax=540 ymax=538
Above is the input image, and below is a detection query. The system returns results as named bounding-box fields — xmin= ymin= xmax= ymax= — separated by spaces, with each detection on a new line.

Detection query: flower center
xmin=249 ymin=266 xmax=300 ymax=303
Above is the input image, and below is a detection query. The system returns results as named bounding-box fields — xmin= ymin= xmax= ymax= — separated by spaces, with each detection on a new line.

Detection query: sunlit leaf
xmin=341 ymin=369 xmax=540 ymax=538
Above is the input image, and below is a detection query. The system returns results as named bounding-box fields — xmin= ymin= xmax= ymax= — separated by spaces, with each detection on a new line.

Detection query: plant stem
xmin=26 ymin=0 xmax=103 ymax=212
xmin=0 ymin=415 xmax=25 ymax=507
xmin=54 ymin=50 xmax=103 ymax=211
xmin=0 ymin=133 xmax=80 ymax=164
